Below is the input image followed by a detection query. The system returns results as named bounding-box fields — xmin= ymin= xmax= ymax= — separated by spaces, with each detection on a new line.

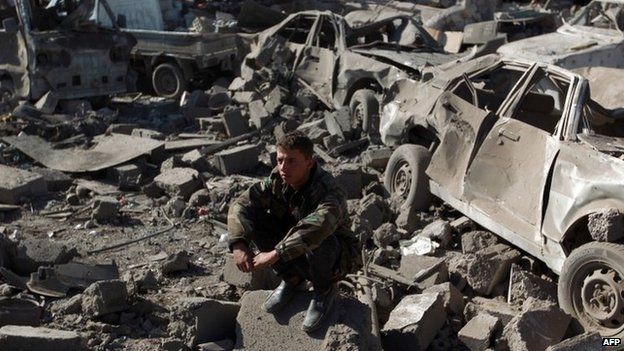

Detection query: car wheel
xmin=384 ymin=144 xmax=431 ymax=210
xmin=152 ymin=63 xmax=187 ymax=99
xmin=559 ymin=241 xmax=624 ymax=337
xmin=349 ymin=89 xmax=379 ymax=139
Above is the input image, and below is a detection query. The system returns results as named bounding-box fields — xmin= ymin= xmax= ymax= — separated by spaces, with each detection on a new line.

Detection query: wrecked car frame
xmin=381 ymin=54 xmax=624 ymax=337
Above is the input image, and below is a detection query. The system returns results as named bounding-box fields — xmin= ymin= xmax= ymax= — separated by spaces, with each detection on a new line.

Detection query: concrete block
xmin=168 ymin=297 xmax=240 ymax=347
xmin=373 ymin=223 xmax=400 ymax=248
xmin=11 ymin=237 xmax=77 ymax=275
xmin=423 ymin=282 xmax=464 ymax=317
xmin=31 ymin=167 xmax=72 ymax=192
xmin=221 ymin=255 xmax=280 ymax=290
xmin=461 ymin=230 xmax=499 ymax=254
xmin=154 ymin=168 xmax=202 ymax=200
xmin=464 ymin=297 xmax=519 ymax=328
xmin=207 ymin=92 xmax=231 ymax=112
xmin=235 ymin=290 xmax=372 ymax=351
xmin=197 ymin=339 xmax=234 ymax=351
xmin=418 ymin=219 xmax=452 ymax=247
xmin=214 ymin=144 xmax=259 ymax=176
xmin=248 ymin=100 xmax=271 ymax=129
xmin=106 ymin=123 xmax=138 ymax=135
xmin=322 ymin=134 xmax=345 ymax=151
xmin=306 ymin=125 xmax=330 ymax=144
xmin=273 ymin=119 xmax=300 ymax=141
xmin=232 ymin=91 xmax=260 ymax=105
xmin=545 ymin=332 xmax=602 ymax=351
xmin=222 ymin=107 xmax=249 ymax=137
xmin=588 ymin=208 xmax=624 ymax=242
xmin=91 ymin=196 xmax=119 ymax=222
xmin=189 ymin=189 xmax=211 ymax=207
xmin=228 ymin=77 xmax=255 ymax=92
xmin=458 ymin=313 xmax=500 ymax=351
xmin=381 ymin=292 xmax=445 ymax=351
xmin=0 ymin=326 xmax=83 ymax=351
xmin=131 ymin=128 xmax=165 ymax=140
xmin=107 ymin=163 xmax=142 ymax=189
xmin=362 ymin=147 xmax=392 ymax=170
xmin=264 ymin=86 xmax=286 ymax=115
xmin=508 ymin=264 xmax=557 ymax=305
xmin=399 ymin=255 xmax=449 ymax=289
xmin=501 ymin=299 xmax=570 ymax=351
xmin=181 ymin=149 xmax=210 ymax=172
xmin=331 ymin=165 xmax=363 ymax=200
xmin=81 ymin=280 xmax=129 ymax=317
xmin=0 ymin=165 xmax=46 ymax=204
xmin=465 ymin=243 xmax=520 ymax=295
xmin=295 ymin=90 xmax=317 ymax=110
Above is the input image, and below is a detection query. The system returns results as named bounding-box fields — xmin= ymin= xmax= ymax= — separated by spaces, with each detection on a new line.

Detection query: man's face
xmin=276 ymin=146 xmax=314 ymax=189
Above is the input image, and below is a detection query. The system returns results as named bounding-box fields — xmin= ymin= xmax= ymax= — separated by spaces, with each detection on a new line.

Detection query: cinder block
xmin=502 ymin=299 xmax=570 ymax=351
xmin=222 ymin=107 xmax=249 ymax=137
xmin=464 ymin=297 xmax=519 ymax=328
xmin=399 ymin=255 xmax=449 ymax=289
xmin=362 ymin=148 xmax=392 ymax=170
xmin=31 ymin=167 xmax=72 ymax=192
xmin=465 ymin=243 xmax=520 ymax=295
xmin=458 ymin=313 xmax=500 ymax=351
xmin=214 ymin=144 xmax=259 ymax=176
xmin=154 ymin=168 xmax=202 ymax=199
xmin=546 ymin=332 xmax=602 ymax=351
xmin=221 ymin=255 xmax=280 ymax=290
xmin=248 ymin=100 xmax=271 ymax=129
xmin=0 ymin=165 xmax=46 ymax=204
xmin=0 ymin=326 xmax=83 ymax=351
xmin=423 ymin=282 xmax=464 ymax=317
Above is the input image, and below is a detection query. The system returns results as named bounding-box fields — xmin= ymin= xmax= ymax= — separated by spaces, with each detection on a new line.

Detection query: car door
xmin=464 ymin=64 xmax=566 ymax=234
xmin=294 ymin=14 xmax=337 ymax=104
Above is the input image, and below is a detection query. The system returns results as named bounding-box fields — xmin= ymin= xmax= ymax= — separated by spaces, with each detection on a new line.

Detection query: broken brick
xmin=458 ymin=313 xmax=500 ymax=351
xmin=82 ymin=280 xmax=129 ymax=318
xmin=222 ymin=107 xmax=249 ymax=137
xmin=214 ymin=144 xmax=260 ymax=176
xmin=0 ymin=326 xmax=83 ymax=351
xmin=154 ymin=168 xmax=202 ymax=200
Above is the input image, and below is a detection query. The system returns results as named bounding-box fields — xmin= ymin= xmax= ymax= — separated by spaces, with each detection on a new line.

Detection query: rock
xmin=423 ymin=282 xmax=464 ymax=317
xmin=465 ymin=243 xmax=521 ymax=295
xmin=450 ymin=216 xmax=474 ymax=232
xmin=106 ymin=123 xmax=138 ymax=134
xmin=458 ymin=313 xmax=500 ymax=351
xmin=232 ymin=91 xmax=260 ymax=105
xmin=461 ymin=230 xmax=499 ymax=254
xmin=168 ymin=297 xmax=240 ymax=347
xmin=273 ymin=119 xmax=300 ymax=141
xmin=214 ymin=144 xmax=260 ymax=175
xmin=395 ymin=205 xmax=420 ymax=234
xmin=143 ymin=181 xmax=165 ymax=198
xmin=222 ymin=107 xmax=249 ymax=137
xmin=235 ymin=290 xmax=372 ymax=350
xmin=154 ymin=168 xmax=202 ymax=200
xmin=248 ymin=100 xmax=271 ymax=129
xmin=331 ymin=165 xmax=363 ymax=200
xmin=381 ymin=292 xmax=445 ymax=351
xmin=162 ymin=338 xmax=189 ymax=351
xmin=0 ymin=165 xmax=47 ymax=204
xmin=181 ymin=149 xmax=210 ymax=172
xmin=166 ymin=197 xmax=187 ymax=217
xmin=418 ymin=220 xmax=452 ymax=247
xmin=51 ymin=294 xmax=83 ymax=316
xmin=122 ymin=269 xmax=159 ymax=294
xmin=373 ymin=223 xmax=400 ymax=248
xmin=30 ymin=168 xmax=72 ymax=192
xmin=197 ymin=339 xmax=234 ymax=351
xmin=324 ymin=108 xmax=351 ymax=139
xmin=221 ymin=256 xmax=280 ymax=290
xmin=189 ymin=189 xmax=211 ymax=207
xmin=107 ymin=163 xmax=143 ymax=189
xmin=161 ymin=251 xmax=191 ymax=274
xmin=0 ymin=326 xmax=83 ymax=351
xmin=357 ymin=193 xmax=389 ymax=230
xmin=588 ymin=209 xmax=624 ymax=242
xmin=501 ymin=299 xmax=571 ymax=351
xmin=362 ymin=148 xmax=392 ymax=170
xmin=464 ymin=297 xmax=519 ymax=328
xmin=91 ymin=196 xmax=119 ymax=223
xmin=508 ymin=264 xmax=557 ymax=305
xmin=264 ymin=86 xmax=286 ymax=115
xmin=545 ymin=332 xmax=602 ymax=351
xmin=399 ymin=255 xmax=449 ymax=289
xmin=82 ymin=280 xmax=129 ymax=318
xmin=11 ymin=238 xmax=77 ymax=275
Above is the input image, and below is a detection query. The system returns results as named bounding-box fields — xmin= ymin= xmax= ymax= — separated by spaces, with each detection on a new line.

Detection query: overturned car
xmin=381 ymin=54 xmax=624 ymax=337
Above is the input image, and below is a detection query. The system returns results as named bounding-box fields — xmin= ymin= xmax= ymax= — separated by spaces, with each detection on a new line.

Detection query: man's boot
xmin=263 ymin=280 xmax=297 ymax=313
xmin=302 ymin=284 xmax=337 ymax=332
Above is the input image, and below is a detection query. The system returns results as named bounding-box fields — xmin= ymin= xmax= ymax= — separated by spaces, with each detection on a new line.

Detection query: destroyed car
xmin=380 ymin=54 xmax=624 ymax=337
xmin=0 ymin=0 xmax=135 ymax=109
xmin=242 ymin=10 xmax=470 ymax=138
xmin=497 ymin=0 xmax=624 ymax=69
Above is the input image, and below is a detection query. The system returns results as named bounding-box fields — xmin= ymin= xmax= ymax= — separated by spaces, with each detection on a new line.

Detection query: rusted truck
xmin=380 ymin=54 xmax=624 ymax=337
xmin=0 ymin=0 xmax=135 ymax=110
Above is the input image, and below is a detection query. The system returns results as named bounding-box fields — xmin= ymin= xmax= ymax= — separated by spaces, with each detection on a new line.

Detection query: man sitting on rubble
xmin=227 ymin=130 xmax=360 ymax=332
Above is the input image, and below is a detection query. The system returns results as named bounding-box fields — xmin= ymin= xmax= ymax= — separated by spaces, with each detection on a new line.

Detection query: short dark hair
xmin=276 ymin=130 xmax=314 ymax=158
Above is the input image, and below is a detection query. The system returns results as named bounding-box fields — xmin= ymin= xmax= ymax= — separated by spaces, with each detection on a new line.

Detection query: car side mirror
xmin=117 ymin=14 xmax=127 ymax=28
xmin=2 ymin=18 xmax=18 ymax=33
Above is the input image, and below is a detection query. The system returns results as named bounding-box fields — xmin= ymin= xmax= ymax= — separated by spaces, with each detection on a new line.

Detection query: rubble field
xmin=0 ymin=0 xmax=620 ymax=350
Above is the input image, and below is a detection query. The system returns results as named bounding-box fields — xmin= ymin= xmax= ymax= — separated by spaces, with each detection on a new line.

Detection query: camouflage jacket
xmin=227 ymin=163 xmax=360 ymax=271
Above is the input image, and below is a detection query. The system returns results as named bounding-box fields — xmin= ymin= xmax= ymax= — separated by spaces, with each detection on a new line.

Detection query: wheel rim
xmin=155 ymin=68 xmax=179 ymax=96
xmin=391 ymin=161 xmax=412 ymax=200
xmin=572 ymin=262 xmax=624 ymax=335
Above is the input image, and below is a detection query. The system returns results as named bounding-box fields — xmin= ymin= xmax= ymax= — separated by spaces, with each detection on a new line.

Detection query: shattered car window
xmin=275 ymin=15 xmax=316 ymax=45
xmin=569 ymin=0 xmax=624 ymax=31
xmin=451 ymin=65 xmax=524 ymax=112
xmin=345 ymin=17 xmax=438 ymax=48
xmin=312 ymin=16 xmax=337 ymax=49
xmin=581 ymin=102 xmax=624 ymax=137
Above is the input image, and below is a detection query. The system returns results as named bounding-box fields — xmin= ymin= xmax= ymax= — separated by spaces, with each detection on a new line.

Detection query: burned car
xmin=0 ymin=0 xmax=135 ymax=109
xmin=497 ymin=0 xmax=624 ymax=69
xmin=380 ymin=54 xmax=624 ymax=337
xmin=241 ymin=10 xmax=470 ymax=137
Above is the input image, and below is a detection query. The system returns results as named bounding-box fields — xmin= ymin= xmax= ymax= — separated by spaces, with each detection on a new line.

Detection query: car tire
xmin=384 ymin=144 xmax=431 ymax=210
xmin=349 ymin=89 xmax=379 ymax=139
xmin=558 ymin=241 xmax=624 ymax=337
xmin=152 ymin=63 xmax=187 ymax=99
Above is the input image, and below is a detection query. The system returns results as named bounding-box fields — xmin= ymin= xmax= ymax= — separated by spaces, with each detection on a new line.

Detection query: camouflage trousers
xmin=249 ymin=212 xmax=341 ymax=293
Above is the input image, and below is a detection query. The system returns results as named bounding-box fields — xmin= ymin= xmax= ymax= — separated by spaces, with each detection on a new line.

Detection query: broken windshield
xmin=30 ymin=0 xmax=113 ymax=31
xmin=568 ymin=0 xmax=624 ymax=33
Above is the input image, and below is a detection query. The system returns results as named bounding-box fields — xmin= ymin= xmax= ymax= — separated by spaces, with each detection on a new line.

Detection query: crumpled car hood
xmin=350 ymin=47 xmax=463 ymax=73
xmin=578 ymin=133 xmax=624 ymax=158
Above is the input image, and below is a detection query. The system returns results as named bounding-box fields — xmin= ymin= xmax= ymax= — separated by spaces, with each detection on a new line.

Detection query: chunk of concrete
xmin=362 ymin=148 xmax=392 ymax=170
xmin=331 ymin=165 xmax=363 ymax=200
xmin=235 ymin=290 xmax=372 ymax=350
xmin=0 ymin=326 xmax=83 ymax=351
xmin=248 ymin=100 xmax=271 ymax=129
xmin=458 ymin=313 xmax=500 ymax=351
xmin=373 ymin=223 xmax=400 ymax=248
xmin=508 ymin=264 xmax=557 ymax=305
xmin=545 ymin=332 xmax=602 ymax=351
xmin=189 ymin=189 xmax=211 ymax=207
xmin=221 ymin=255 xmax=280 ymax=290
xmin=418 ymin=219 xmax=452 ymax=247
xmin=181 ymin=149 xmax=210 ymax=172
xmin=30 ymin=167 xmax=72 ymax=192
xmin=106 ymin=123 xmax=138 ymax=135
xmin=399 ymin=255 xmax=449 ymax=289
xmin=131 ymin=128 xmax=165 ymax=140
xmin=168 ymin=297 xmax=240 ymax=347
xmin=197 ymin=339 xmax=234 ymax=351
xmin=11 ymin=238 xmax=77 ymax=275
xmin=0 ymin=165 xmax=46 ymax=204
xmin=154 ymin=168 xmax=202 ymax=200
xmin=461 ymin=230 xmax=499 ymax=254
xmin=464 ymin=297 xmax=519 ymax=328
xmin=214 ymin=144 xmax=259 ymax=176
xmin=273 ymin=119 xmax=300 ymax=141
xmin=222 ymin=107 xmax=249 ymax=137
xmin=465 ymin=243 xmax=521 ymax=295
xmin=264 ymin=86 xmax=286 ymax=115
xmin=91 ymin=196 xmax=119 ymax=223
xmin=501 ymin=299 xmax=571 ymax=351
xmin=382 ymin=292 xmax=445 ymax=351
xmin=358 ymin=193 xmax=388 ymax=230
xmin=588 ymin=209 xmax=624 ymax=242
xmin=423 ymin=282 xmax=464 ymax=316
xmin=324 ymin=108 xmax=351 ymax=139
xmin=82 ymin=280 xmax=129 ymax=318
xmin=232 ymin=91 xmax=260 ymax=105
xmin=107 ymin=163 xmax=142 ymax=189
